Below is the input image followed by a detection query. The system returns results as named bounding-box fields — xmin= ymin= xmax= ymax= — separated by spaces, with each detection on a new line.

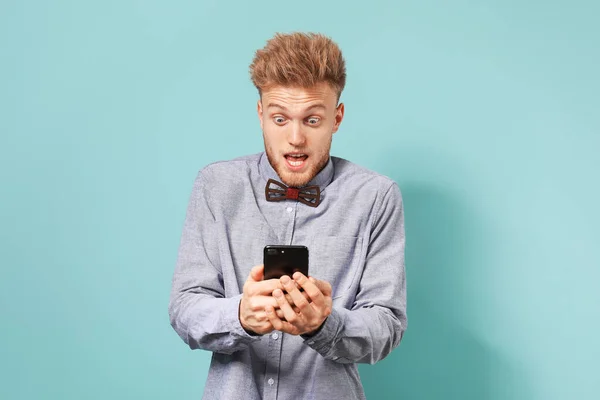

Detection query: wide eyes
xmin=272 ymin=116 xmax=321 ymax=126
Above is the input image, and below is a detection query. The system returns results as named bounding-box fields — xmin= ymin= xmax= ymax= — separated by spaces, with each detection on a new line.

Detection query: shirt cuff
xmin=302 ymin=307 xmax=343 ymax=354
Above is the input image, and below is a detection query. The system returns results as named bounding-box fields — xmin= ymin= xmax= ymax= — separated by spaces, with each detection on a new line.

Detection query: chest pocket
xmin=308 ymin=236 xmax=364 ymax=299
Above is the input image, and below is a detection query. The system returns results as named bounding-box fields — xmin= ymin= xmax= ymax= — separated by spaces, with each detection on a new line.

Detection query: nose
xmin=288 ymin=121 xmax=306 ymax=147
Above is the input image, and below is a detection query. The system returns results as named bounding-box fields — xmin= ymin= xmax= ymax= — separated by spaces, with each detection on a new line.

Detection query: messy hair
xmin=249 ymin=32 xmax=346 ymax=101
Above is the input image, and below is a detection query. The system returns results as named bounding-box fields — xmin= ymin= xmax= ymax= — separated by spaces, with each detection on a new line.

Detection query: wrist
xmin=238 ymin=299 xmax=259 ymax=336
xmin=303 ymin=318 xmax=327 ymax=337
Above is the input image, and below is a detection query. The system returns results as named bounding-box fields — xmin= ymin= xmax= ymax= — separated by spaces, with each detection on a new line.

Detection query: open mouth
xmin=284 ymin=153 xmax=308 ymax=169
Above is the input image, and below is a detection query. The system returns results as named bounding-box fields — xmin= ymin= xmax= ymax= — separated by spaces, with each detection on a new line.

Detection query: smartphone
xmin=263 ymin=245 xmax=309 ymax=280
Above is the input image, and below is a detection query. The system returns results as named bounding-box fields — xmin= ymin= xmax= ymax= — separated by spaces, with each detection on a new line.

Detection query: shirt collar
xmin=258 ymin=152 xmax=334 ymax=190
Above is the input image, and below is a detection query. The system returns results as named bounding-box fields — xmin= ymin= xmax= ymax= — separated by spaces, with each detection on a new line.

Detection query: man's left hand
xmin=265 ymin=273 xmax=332 ymax=336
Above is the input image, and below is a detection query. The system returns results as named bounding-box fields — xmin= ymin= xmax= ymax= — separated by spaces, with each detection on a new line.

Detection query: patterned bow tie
xmin=265 ymin=179 xmax=321 ymax=207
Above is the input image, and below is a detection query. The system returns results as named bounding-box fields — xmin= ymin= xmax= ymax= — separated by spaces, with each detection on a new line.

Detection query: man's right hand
xmin=239 ymin=265 xmax=284 ymax=335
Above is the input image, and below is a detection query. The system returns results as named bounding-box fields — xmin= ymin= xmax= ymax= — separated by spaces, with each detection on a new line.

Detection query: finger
xmin=247 ymin=264 xmax=264 ymax=283
xmin=245 ymin=264 xmax=284 ymax=296
xmin=281 ymin=295 xmax=302 ymax=313
xmin=252 ymin=279 xmax=284 ymax=296
xmin=285 ymin=292 xmax=310 ymax=305
xmin=265 ymin=305 xmax=299 ymax=335
xmin=280 ymin=275 xmax=313 ymax=317
xmin=273 ymin=288 xmax=301 ymax=323
xmin=294 ymin=273 xmax=326 ymax=308
xmin=246 ymin=295 xmax=280 ymax=311
xmin=265 ymin=305 xmax=286 ymax=332
xmin=309 ymin=276 xmax=333 ymax=297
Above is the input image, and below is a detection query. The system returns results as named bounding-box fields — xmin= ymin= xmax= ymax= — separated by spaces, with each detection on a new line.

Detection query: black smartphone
xmin=263 ymin=245 xmax=309 ymax=280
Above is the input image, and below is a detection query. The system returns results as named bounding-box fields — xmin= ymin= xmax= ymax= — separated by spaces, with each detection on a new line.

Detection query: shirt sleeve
xmin=303 ymin=182 xmax=407 ymax=364
xmin=168 ymin=171 xmax=260 ymax=354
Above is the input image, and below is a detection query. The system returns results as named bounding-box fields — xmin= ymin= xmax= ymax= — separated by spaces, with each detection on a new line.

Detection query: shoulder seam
xmin=371 ymin=181 xmax=398 ymax=231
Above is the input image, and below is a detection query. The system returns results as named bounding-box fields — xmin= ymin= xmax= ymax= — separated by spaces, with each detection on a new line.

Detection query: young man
xmin=169 ymin=32 xmax=407 ymax=400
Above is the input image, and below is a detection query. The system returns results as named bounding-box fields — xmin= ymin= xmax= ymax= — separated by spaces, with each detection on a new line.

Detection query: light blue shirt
xmin=169 ymin=152 xmax=406 ymax=400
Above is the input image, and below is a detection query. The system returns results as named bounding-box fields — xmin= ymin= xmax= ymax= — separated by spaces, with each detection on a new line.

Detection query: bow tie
xmin=265 ymin=179 xmax=321 ymax=207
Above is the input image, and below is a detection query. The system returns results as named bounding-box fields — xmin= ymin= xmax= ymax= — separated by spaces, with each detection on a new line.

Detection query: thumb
xmin=248 ymin=264 xmax=265 ymax=282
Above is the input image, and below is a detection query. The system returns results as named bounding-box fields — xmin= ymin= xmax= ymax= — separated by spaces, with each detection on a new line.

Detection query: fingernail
xmin=281 ymin=275 xmax=291 ymax=284
xmin=293 ymin=272 xmax=303 ymax=280
xmin=273 ymin=289 xmax=282 ymax=297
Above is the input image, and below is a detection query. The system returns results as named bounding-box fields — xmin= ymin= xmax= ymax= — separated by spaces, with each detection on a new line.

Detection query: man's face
xmin=258 ymin=83 xmax=344 ymax=187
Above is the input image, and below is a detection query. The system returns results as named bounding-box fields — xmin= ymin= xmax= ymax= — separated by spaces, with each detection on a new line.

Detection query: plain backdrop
xmin=1 ymin=1 xmax=599 ymax=399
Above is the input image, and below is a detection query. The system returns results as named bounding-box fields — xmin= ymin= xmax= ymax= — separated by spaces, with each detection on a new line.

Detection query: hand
xmin=265 ymin=273 xmax=332 ymax=336
xmin=239 ymin=265 xmax=284 ymax=335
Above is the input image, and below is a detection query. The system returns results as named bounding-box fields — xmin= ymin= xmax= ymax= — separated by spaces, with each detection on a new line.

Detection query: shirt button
xmin=286 ymin=207 xmax=293 ymax=213
xmin=268 ymin=378 xmax=274 ymax=386
xmin=271 ymin=332 xmax=279 ymax=340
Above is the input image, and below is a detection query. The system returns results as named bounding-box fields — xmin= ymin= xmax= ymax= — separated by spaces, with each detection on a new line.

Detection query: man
xmin=169 ymin=32 xmax=406 ymax=400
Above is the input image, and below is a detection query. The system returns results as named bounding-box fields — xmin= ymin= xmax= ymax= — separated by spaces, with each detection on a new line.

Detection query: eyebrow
xmin=266 ymin=103 xmax=327 ymax=112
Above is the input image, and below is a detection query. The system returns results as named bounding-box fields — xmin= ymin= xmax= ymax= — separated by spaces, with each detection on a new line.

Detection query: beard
xmin=264 ymin=137 xmax=332 ymax=188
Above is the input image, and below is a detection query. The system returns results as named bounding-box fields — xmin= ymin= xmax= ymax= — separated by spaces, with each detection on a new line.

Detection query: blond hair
xmin=249 ymin=32 xmax=346 ymax=101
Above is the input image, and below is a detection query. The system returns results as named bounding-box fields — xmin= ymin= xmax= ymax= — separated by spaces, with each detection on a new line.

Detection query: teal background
xmin=1 ymin=0 xmax=598 ymax=399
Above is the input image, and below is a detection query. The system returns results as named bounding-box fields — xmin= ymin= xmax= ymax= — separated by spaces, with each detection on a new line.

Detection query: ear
xmin=257 ymin=99 xmax=264 ymax=130
xmin=331 ymin=102 xmax=345 ymax=134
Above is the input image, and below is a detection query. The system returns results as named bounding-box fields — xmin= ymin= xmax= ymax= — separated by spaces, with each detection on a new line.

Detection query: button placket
xmin=263 ymin=328 xmax=282 ymax=400
xmin=283 ymin=202 xmax=298 ymax=245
